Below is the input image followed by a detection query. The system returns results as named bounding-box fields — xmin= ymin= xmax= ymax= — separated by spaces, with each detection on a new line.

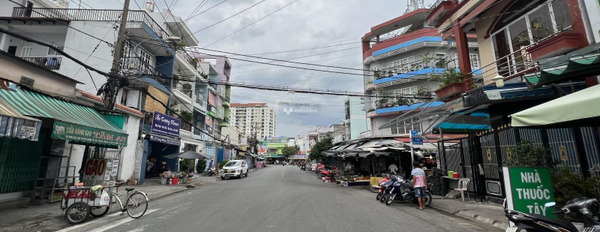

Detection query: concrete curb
xmin=456 ymin=210 xmax=508 ymax=231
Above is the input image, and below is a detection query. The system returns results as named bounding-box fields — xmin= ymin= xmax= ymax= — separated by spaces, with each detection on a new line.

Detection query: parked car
xmin=220 ymin=160 xmax=249 ymax=180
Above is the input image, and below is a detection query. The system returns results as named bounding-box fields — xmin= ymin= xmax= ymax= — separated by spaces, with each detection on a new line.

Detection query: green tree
xmin=282 ymin=145 xmax=300 ymax=158
xmin=308 ymin=137 xmax=334 ymax=163
xmin=196 ymin=158 xmax=207 ymax=174
xmin=506 ymin=141 xmax=551 ymax=167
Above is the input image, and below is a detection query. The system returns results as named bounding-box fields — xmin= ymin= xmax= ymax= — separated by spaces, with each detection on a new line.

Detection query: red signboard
xmin=85 ymin=159 xmax=106 ymax=176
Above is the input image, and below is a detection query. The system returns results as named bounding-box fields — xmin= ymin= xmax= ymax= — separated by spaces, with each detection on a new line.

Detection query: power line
xmin=185 ymin=0 xmax=230 ymax=23
xmin=184 ymin=0 xmax=209 ymax=22
xmin=191 ymin=0 xmax=268 ymax=34
xmin=202 ymin=0 xmax=301 ymax=47
xmin=187 ymin=50 xmax=369 ymax=77
xmin=194 ymin=47 xmax=368 ymax=72
xmin=139 ymin=74 xmax=430 ymax=100
xmin=0 ymin=28 xmax=110 ymax=77
xmin=249 ymin=40 xmax=360 ymax=56
xmin=232 ymin=48 xmax=361 ymax=74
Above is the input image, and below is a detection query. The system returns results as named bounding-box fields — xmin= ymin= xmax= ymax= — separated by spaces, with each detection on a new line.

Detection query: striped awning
xmin=0 ymin=88 xmax=128 ymax=147
xmin=525 ymin=53 xmax=600 ymax=88
xmin=0 ymin=98 xmax=41 ymax=140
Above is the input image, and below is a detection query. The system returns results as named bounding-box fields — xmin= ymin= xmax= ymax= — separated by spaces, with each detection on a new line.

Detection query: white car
xmin=220 ymin=160 xmax=249 ymax=180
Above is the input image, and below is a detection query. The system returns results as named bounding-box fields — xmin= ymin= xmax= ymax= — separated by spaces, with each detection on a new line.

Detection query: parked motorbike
xmin=505 ymin=198 xmax=600 ymax=232
xmin=206 ymin=167 xmax=217 ymax=176
xmin=375 ymin=175 xmax=391 ymax=201
xmin=383 ymin=176 xmax=432 ymax=206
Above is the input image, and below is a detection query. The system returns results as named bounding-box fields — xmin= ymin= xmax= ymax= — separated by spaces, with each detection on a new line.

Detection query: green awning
xmin=525 ymin=53 xmax=600 ymax=87
xmin=511 ymin=85 xmax=600 ymax=127
xmin=0 ymin=88 xmax=128 ymax=147
xmin=0 ymin=98 xmax=41 ymax=140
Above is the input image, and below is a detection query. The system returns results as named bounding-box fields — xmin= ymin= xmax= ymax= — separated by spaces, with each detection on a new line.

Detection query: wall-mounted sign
xmin=151 ymin=111 xmax=180 ymax=137
xmin=503 ymin=167 xmax=555 ymax=218
xmin=411 ymin=138 xmax=423 ymax=145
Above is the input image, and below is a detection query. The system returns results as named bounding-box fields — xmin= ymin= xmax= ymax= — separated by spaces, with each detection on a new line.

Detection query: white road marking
xmin=57 ymin=208 xmax=159 ymax=232
xmin=87 ymin=209 xmax=159 ymax=232
xmin=56 ymin=211 xmax=123 ymax=232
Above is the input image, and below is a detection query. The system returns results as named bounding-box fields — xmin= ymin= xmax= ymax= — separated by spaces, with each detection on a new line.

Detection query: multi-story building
xmin=0 ymin=1 xmax=216 ymax=184
xmin=230 ymin=103 xmax=276 ymax=140
xmin=361 ymin=7 xmax=481 ymax=139
xmin=419 ymin=0 xmax=600 ymax=199
xmin=344 ymin=97 xmax=371 ymax=141
xmin=192 ymin=54 xmax=232 ymax=163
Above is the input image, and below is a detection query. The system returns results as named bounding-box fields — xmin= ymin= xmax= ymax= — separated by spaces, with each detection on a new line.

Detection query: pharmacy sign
xmin=503 ymin=167 xmax=556 ymax=219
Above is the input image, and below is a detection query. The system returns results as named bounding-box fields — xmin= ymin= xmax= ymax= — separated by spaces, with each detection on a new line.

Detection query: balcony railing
xmin=12 ymin=7 xmax=169 ymax=39
xmin=175 ymin=85 xmax=193 ymax=99
xmin=21 ymin=56 xmax=62 ymax=70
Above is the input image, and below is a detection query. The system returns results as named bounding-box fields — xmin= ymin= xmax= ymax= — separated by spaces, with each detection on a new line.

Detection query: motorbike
xmin=505 ymin=198 xmax=600 ymax=232
xmin=206 ymin=167 xmax=217 ymax=176
xmin=300 ymin=164 xmax=306 ymax=171
xmin=383 ymin=176 xmax=432 ymax=206
xmin=375 ymin=175 xmax=391 ymax=201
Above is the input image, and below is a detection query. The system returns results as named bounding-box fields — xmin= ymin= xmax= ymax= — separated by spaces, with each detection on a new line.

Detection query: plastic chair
xmin=455 ymin=178 xmax=471 ymax=201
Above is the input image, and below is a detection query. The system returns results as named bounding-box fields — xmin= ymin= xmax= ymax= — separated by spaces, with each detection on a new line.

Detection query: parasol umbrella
xmin=164 ymin=150 xmax=212 ymax=159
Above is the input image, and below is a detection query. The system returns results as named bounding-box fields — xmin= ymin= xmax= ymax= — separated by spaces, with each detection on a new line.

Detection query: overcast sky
xmin=81 ymin=0 xmax=435 ymax=137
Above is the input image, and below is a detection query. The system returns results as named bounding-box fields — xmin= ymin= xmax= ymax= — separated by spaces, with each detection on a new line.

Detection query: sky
xmin=75 ymin=0 xmax=436 ymax=137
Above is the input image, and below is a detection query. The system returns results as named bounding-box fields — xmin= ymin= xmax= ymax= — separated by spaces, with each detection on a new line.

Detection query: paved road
xmin=57 ymin=165 xmax=495 ymax=232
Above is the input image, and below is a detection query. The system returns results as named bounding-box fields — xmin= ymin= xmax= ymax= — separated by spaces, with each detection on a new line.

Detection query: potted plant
xmin=430 ymin=68 xmax=467 ymax=100
xmin=160 ymin=171 xmax=171 ymax=184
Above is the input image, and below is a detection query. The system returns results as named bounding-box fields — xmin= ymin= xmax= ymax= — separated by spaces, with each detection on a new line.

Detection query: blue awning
xmin=434 ymin=107 xmax=491 ymax=133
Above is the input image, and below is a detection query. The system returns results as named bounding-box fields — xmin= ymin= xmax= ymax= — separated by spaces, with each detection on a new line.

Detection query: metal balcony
xmin=21 ymin=56 xmax=62 ymax=70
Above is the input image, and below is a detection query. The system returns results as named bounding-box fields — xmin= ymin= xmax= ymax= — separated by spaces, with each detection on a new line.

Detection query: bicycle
xmin=64 ymin=182 xmax=149 ymax=224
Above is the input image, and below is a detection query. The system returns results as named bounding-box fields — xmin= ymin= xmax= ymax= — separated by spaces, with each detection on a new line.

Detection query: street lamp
xmin=492 ymin=75 xmax=505 ymax=88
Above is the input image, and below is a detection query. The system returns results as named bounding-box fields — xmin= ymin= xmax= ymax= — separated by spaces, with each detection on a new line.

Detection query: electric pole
xmin=101 ymin=0 xmax=130 ymax=110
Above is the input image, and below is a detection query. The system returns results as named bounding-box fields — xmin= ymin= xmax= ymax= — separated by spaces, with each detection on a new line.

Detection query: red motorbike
xmin=375 ymin=175 xmax=391 ymax=201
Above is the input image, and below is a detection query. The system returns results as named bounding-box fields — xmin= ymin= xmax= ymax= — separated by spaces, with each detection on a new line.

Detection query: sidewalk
xmin=428 ymin=195 xmax=508 ymax=231
xmin=0 ymin=175 xmax=220 ymax=232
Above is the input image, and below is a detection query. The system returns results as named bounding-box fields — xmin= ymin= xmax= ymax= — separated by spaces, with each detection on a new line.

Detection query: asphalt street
xmin=56 ymin=165 xmax=497 ymax=232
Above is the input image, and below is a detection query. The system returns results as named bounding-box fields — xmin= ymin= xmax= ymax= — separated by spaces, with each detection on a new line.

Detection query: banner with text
xmin=151 ymin=111 xmax=180 ymax=137
xmin=52 ymin=121 xmax=128 ymax=147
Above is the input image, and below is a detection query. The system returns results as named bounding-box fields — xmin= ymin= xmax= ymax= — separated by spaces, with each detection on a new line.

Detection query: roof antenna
xmin=406 ymin=0 xmax=425 ymax=13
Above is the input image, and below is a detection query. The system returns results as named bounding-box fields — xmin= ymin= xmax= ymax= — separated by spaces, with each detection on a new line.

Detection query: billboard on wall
xmin=151 ymin=112 xmax=180 ymax=137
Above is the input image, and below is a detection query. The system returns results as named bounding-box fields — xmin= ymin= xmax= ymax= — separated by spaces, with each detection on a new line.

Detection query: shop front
xmin=0 ymin=88 xmax=129 ymax=202
xmin=0 ymin=97 xmax=42 ymax=199
xmin=141 ymin=111 xmax=181 ymax=183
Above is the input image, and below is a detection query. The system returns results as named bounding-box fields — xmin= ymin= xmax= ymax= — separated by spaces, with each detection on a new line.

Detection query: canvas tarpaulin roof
xmin=511 ymin=85 xmax=600 ymax=127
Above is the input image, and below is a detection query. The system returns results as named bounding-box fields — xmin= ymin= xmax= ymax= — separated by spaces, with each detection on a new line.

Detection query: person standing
xmin=388 ymin=162 xmax=398 ymax=175
xmin=411 ymin=161 xmax=427 ymax=210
